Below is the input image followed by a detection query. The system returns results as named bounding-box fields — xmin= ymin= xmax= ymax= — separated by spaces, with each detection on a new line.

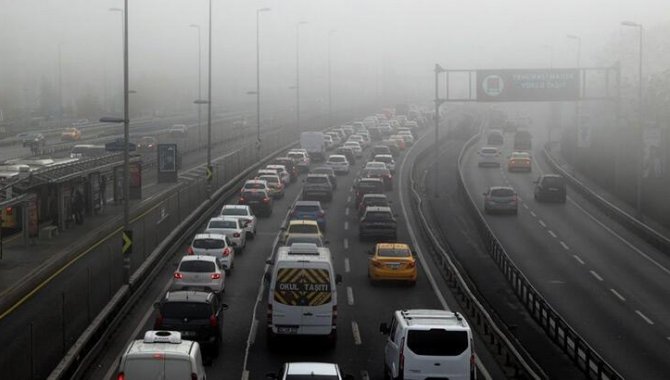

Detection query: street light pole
xmin=296 ymin=21 xmax=307 ymax=133
xmin=567 ymin=34 xmax=582 ymax=174
xmin=58 ymin=43 xmax=63 ymax=129
xmin=622 ymin=21 xmax=644 ymax=214
xmin=328 ymin=29 xmax=335 ymax=129
xmin=256 ymin=8 xmax=271 ymax=154
xmin=190 ymin=24 xmax=202 ymax=148
xmin=206 ymin=0 xmax=213 ymax=193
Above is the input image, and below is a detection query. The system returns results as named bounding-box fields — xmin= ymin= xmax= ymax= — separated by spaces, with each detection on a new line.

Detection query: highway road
xmin=460 ymin=121 xmax=670 ymax=379
xmin=85 ymin=128 xmax=507 ymax=380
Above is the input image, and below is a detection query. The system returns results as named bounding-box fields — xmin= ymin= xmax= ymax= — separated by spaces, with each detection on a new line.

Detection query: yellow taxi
xmin=368 ymin=243 xmax=416 ymax=285
xmin=281 ymin=219 xmax=323 ymax=243
xmin=507 ymin=151 xmax=532 ymax=172
xmin=61 ymin=127 xmax=81 ymax=141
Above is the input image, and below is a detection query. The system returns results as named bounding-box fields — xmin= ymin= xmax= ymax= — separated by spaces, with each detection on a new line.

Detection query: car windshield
xmin=222 ymin=208 xmax=247 ymax=216
xmin=179 ymin=260 xmax=216 ymax=273
xmin=288 ymin=225 xmax=318 ymax=234
xmin=511 ymin=153 xmax=529 ymax=159
xmin=209 ymin=220 xmax=237 ymax=229
xmin=244 ymin=182 xmax=265 ymax=189
xmin=329 ymin=157 xmax=345 ymax=162
xmin=288 ymin=153 xmax=303 ymax=159
xmin=242 ymin=191 xmax=266 ymax=199
xmin=193 ymin=238 xmax=226 ymax=249
xmin=160 ymin=302 xmax=211 ymax=319
xmin=375 ymin=156 xmax=392 ymax=163
xmin=490 ymin=188 xmax=515 ymax=197
xmin=358 ymin=181 xmax=382 ymax=191
xmin=378 ymin=247 xmax=411 ymax=257
xmin=366 ymin=168 xmax=389 ymax=176
xmin=306 ymin=176 xmax=329 ymax=184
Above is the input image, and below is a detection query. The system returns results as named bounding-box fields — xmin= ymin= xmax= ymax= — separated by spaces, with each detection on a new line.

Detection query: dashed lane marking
xmin=610 ymin=288 xmax=626 ymax=302
xmin=523 ymin=203 xmax=529 ymax=209
xmin=352 ymin=321 xmax=362 ymax=345
xmin=560 ymin=241 xmax=570 ymax=250
xmin=548 ymin=230 xmax=557 ymax=238
xmin=590 ymin=270 xmax=604 ymax=281
xmin=347 ymin=286 xmax=355 ymax=306
xmin=530 ymin=211 xmax=537 ymax=217
xmin=344 ymin=257 xmax=350 ymax=273
xmin=347 ymin=196 xmax=351 ymax=203
xmin=345 ymin=208 xmax=349 ymax=216
xmin=344 ymin=221 xmax=349 ymax=230
xmin=573 ymin=255 xmax=585 ymax=265
xmin=538 ymin=220 xmax=546 ymax=228
xmin=635 ymin=310 xmax=654 ymax=325
xmin=343 ymin=238 xmax=349 ymax=249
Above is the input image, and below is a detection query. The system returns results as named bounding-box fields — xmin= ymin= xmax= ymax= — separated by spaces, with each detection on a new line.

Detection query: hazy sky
xmin=1 ymin=0 xmax=668 ymax=115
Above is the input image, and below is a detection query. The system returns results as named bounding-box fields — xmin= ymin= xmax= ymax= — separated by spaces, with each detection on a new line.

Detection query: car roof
xmin=179 ymin=255 xmax=218 ymax=263
xmin=285 ymin=362 xmax=339 ymax=375
xmin=294 ymin=200 xmax=322 ymax=207
xmin=307 ymin=173 xmax=329 ymax=178
xmin=398 ymin=309 xmax=469 ymax=329
xmin=359 ymin=177 xmax=384 ymax=183
xmin=163 ymin=290 xmax=213 ymax=303
xmin=328 ymin=155 xmax=346 ymax=159
xmin=489 ymin=186 xmax=514 ymax=191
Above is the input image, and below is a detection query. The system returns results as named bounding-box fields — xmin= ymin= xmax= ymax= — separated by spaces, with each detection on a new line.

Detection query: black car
xmin=534 ymin=174 xmax=566 ymax=203
xmin=302 ymin=174 xmax=334 ymax=201
xmin=359 ymin=206 xmax=397 ymax=241
xmin=239 ymin=189 xmax=273 ymax=216
xmin=335 ymin=146 xmax=356 ymax=165
xmin=154 ymin=290 xmax=228 ymax=357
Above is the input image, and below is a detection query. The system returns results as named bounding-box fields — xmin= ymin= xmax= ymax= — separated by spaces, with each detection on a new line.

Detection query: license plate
xmin=387 ymin=263 xmax=400 ymax=269
xmin=277 ymin=327 xmax=298 ymax=334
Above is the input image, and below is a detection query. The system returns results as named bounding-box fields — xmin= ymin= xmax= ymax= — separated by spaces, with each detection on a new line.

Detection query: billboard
xmin=157 ymin=144 xmax=178 ymax=183
xmin=477 ymin=69 xmax=580 ymax=102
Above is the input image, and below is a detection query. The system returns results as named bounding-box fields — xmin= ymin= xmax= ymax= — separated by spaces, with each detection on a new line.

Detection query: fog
xmin=1 ymin=0 xmax=669 ymax=120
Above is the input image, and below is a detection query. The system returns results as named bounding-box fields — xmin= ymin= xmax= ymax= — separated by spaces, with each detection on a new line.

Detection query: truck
xmin=513 ymin=129 xmax=532 ymax=151
xmin=300 ymin=131 xmax=326 ymax=162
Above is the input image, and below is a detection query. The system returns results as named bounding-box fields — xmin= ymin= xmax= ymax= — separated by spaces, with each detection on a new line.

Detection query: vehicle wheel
xmin=267 ymin=329 xmax=278 ymax=350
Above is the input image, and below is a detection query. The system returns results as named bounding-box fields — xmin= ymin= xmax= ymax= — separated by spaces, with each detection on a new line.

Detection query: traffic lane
xmin=462 ymin=141 xmax=670 ymax=379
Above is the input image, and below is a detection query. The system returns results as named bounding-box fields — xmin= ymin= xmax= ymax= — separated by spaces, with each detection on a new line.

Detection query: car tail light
xmin=209 ymin=314 xmax=218 ymax=328
xmin=211 ymin=273 xmax=221 ymax=280
xmin=5 ymin=207 xmax=12 ymax=216
xmin=407 ymin=261 xmax=416 ymax=268
xmin=186 ymin=246 xmax=194 ymax=255
xmin=154 ymin=313 xmax=163 ymax=329
xmin=372 ymin=260 xmax=383 ymax=268
xmin=512 ymin=195 xmax=518 ymax=203
xmin=318 ymin=211 xmax=325 ymax=217
xmin=233 ymin=232 xmax=240 ymax=238
xmin=239 ymin=197 xmax=245 ymax=203
xmin=262 ymin=197 xmax=270 ymax=203
xmin=191 ymin=373 xmax=198 ymax=380
xmin=222 ymin=247 xmax=231 ymax=257
xmin=117 ymin=372 xmax=125 ymax=380
xmin=174 ymin=272 xmax=183 ymax=279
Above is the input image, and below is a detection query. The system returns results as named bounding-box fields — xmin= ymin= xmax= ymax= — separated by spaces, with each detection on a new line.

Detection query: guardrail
xmin=542 ymin=144 xmax=670 ymax=255
xmin=456 ymin=129 xmax=623 ymax=379
xmin=408 ymin=129 xmax=546 ymax=379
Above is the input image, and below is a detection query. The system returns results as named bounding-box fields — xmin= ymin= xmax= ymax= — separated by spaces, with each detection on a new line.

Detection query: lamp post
xmin=295 ymin=21 xmax=308 ymax=133
xmin=101 ymin=0 xmax=130 ymax=283
xmin=327 ymin=29 xmax=336 ymax=129
xmin=621 ymin=20 xmax=644 ymax=214
xmin=256 ymin=8 xmax=271 ymax=154
xmin=567 ymin=34 xmax=582 ymax=174
xmin=206 ymin=0 xmax=212 ymax=192
xmin=189 ymin=24 xmax=202 ymax=148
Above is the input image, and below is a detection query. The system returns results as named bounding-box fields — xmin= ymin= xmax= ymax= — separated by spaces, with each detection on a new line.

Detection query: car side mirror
xmin=379 ymin=322 xmax=390 ymax=335
xmin=412 ymin=250 xmax=417 ymax=256
xmin=324 ymin=239 xmax=330 ymax=245
xmin=265 ymin=259 xmax=274 ymax=265
xmin=221 ymin=303 xmax=229 ymax=311
xmin=335 ymin=274 xmax=343 ymax=284
xmin=280 ymin=226 xmax=286 ymax=231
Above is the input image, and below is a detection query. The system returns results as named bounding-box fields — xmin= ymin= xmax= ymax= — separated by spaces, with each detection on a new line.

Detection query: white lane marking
xmin=568 ymin=196 xmax=670 ymax=277
xmin=351 ymin=321 xmax=362 ymax=345
xmin=573 ymin=255 xmax=585 ymax=265
xmin=635 ymin=310 xmax=654 ymax=325
xmin=538 ymin=220 xmax=546 ymax=228
xmin=560 ymin=241 xmax=570 ymax=250
xmin=347 ymin=196 xmax=351 ymax=203
xmin=522 ymin=203 xmax=529 ymax=209
xmin=248 ymin=318 xmax=258 ymax=344
xmin=530 ymin=211 xmax=537 ymax=217
xmin=344 ymin=257 xmax=350 ymax=273
xmin=343 ymin=238 xmax=349 ymax=249
xmin=548 ymin=230 xmax=557 ymax=238
xmin=242 ymin=371 xmax=249 ymax=380
xmin=344 ymin=221 xmax=349 ymax=230
xmin=345 ymin=208 xmax=349 ymax=216
xmin=610 ymin=288 xmax=626 ymax=302
xmin=589 ymin=270 xmax=604 ymax=282
xmin=347 ymin=286 xmax=355 ymax=306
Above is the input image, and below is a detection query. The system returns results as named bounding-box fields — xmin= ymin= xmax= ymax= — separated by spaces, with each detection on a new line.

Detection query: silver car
xmin=219 ymin=205 xmax=257 ymax=239
xmin=483 ymin=186 xmax=518 ymax=215
xmin=326 ymin=154 xmax=350 ymax=174
xmin=188 ymin=233 xmax=235 ymax=270
xmin=205 ymin=216 xmax=247 ymax=252
xmin=171 ymin=255 xmax=226 ymax=294
xmin=373 ymin=154 xmax=395 ymax=173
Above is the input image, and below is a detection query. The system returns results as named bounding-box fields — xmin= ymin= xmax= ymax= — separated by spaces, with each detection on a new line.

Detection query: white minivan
xmin=266 ymin=243 xmax=342 ymax=346
xmin=380 ymin=309 xmax=475 ymax=380
xmin=117 ymin=330 xmax=206 ymax=380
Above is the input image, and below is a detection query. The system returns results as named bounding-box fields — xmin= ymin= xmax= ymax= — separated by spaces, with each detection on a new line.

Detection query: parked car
xmin=21 ymin=132 xmax=45 ymax=147
xmin=483 ymin=186 xmax=518 ymax=215
xmin=153 ymin=291 xmax=228 ymax=357
xmin=171 ymin=255 xmax=227 ymax=292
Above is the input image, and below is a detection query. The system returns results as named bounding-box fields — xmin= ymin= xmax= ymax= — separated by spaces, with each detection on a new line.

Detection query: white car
xmin=205 ymin=216 xmax=247 ymax=252
xmin=258 ymin=174 xmax=285 ymax=199
xmin=188 ymin=232 xmax=235 ymax=270
xmin=220 ymin=204 xmax=257 ymax=239
xmin=287 ymin=150 xmax=311 ymax=172
xmin=326 ymin=154 xmax=350 ymax=174
xmin=373 ymin=154 xmax=395 ymax=173
xmin=364 ymin=161 xmax=387 ymax=170
xmin=323 ymin=134 xmax=334 ymax=149
xmin=477 ymin=146 xmax=501 ymax=167
xmin=241 ymin=179 xmax=270 ymax=193
xmin=267 ymin=362 xmax=354 ymax=380
xmin=348 ymin=134 xmax=368 ymax=149
xmin=343 ymin=141 xmax=363 ymax=157
xmin=264 ymin=165 xmax=291 ymax=185
xmin=171 ymin=255 xmax=226 ymax=293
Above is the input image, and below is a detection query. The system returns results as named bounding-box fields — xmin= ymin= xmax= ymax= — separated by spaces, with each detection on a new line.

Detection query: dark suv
xmin=359 ymin=206 xmax=397 ymax=241
xmin=239 ymin=189 xmax=273 ymax=216
xmin=302 ymin=174 xmax=334 ymax=201
xmin=154 ymin=290 xmax=228 ymax=357
xmin=534 ymin=174 xmax=566 ymax=203
xmin=354 ymin=178 xmax=385 ymax=206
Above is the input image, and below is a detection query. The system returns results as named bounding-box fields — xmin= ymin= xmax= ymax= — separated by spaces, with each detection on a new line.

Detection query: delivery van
xmin=266 ymin=243 xmax=342 ymax=346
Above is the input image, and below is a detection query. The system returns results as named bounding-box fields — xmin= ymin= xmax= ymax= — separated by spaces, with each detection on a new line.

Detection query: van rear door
xmin=296 ymin=263 xmax=334 ymax=335
xmin=404 ymin=328 xmax=471 ymax=380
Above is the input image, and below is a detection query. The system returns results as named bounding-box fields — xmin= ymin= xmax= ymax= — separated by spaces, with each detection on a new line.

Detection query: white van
xmin=266 ymin=243 xmax=342 ymax=346
xmin=380 ymin=309 xmax=475 ymax=380
xmin=117 ymin=330 xmax=206 ymax=380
